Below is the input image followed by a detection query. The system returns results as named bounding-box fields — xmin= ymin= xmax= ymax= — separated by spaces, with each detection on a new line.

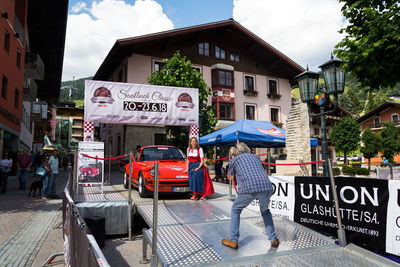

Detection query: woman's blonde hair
xmin=229 ymin=147 xmax=238 ymax=157
xmin=188 ymin=137 xmax=200 ymax=150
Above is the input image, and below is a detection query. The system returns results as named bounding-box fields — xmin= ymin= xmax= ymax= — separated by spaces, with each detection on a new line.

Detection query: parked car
xmin=123 ymin=145 xmax=189 ymax=197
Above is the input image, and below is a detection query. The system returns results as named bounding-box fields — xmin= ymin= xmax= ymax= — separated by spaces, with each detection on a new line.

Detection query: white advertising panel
xmin=77 ymin=142 xmax=104 ymax=185
xmin=386 ymin=180 xmax=400 ymax=255
xmin=84 ymin=80 xmax=199 ymax=126
xmin=247 ymin=176 xmax=295 ymax=220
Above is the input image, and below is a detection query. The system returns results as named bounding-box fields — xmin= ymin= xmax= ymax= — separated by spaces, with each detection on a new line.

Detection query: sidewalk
xmin=0 ymin=170 xmax=68 ymax=266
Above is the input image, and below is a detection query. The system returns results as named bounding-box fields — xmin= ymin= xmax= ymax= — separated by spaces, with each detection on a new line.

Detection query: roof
xmin=94 ymin=19 xmax=304 ymax=81
xmin=357 ymin=101 xmax=400 ymax=123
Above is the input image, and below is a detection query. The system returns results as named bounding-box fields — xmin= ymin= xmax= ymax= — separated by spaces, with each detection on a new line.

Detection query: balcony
xmin=367 ymin=121 xmax=400 ymax=128
xmin=267 ymin=93 xmax=282 ymax=101
xmin=25 ymin=52 xmax=44 ymax=80
xmin=23 ymin=79 xmax=37 ymax=100
xmin=243 ymin=89 xmax=258 ymax=97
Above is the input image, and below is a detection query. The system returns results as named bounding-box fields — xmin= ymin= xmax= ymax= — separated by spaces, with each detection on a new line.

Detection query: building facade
xmin=0 ymin=0 xmax=28 ymax=154
xmin=55 ymin=103 xmax=84 ymax=151
xmin=93 ymin=20 xmax=304 ymax=156
xmin=357 ymin=100 xmax=400 ymax=164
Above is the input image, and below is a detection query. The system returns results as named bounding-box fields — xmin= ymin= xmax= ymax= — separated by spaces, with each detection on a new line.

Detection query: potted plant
xmin=243 ymin=90 xmax=258 ymax=96
xmin=267 ymin=93 xmax=281 ymax=101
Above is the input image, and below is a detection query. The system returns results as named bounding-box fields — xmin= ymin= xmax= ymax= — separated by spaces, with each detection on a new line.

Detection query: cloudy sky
xmin=62 ymin=0 xmax=345 ymax=81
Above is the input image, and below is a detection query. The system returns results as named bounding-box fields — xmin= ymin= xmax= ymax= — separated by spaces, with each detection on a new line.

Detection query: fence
xmin=62 ymin=177 xmax=110 ymax=267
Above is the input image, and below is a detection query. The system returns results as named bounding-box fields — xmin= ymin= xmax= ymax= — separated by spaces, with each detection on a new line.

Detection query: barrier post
xmin=108 ymin=153 xmax=111 ymax=185
xmin=327 ymin=160 xmax=347 ymax=246
xmin=128 ymin=151 xmax=133 ymax=240
xmin=151 ymin=162 xmax=159 ymax=267
xmin=267 ymin=148 xmax=271 ymax=175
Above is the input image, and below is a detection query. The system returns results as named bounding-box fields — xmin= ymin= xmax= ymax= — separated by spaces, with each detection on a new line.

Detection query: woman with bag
xmin=185 ymin=137 xmax=214 ymax=201
xmin=0 ymin=152 xmax=13 ymax=194
xmin=40 ymin=156 xmax=52 ymax=200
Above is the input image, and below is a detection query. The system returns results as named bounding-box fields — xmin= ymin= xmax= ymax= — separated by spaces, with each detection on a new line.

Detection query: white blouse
xmin=187 ymin=148 xmax=204 ymax=158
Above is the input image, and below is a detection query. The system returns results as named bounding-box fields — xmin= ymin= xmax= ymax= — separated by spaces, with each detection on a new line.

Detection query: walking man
xmin=48 ymin=150 xmax=59 ymax=195
xmin=221 ymin=143 xmax=279 ymax=249
xmin=17 ymin=150 xmax=32 ymax=191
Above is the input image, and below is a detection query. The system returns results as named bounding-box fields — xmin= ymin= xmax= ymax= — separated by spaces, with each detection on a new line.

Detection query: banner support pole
xmin=128 ymin=151 xmax=132 ymax=240
xmin=151 ymin=162 xmax=159 ymax=267
xmin=327 ymin=159 xmax=347 ymax=246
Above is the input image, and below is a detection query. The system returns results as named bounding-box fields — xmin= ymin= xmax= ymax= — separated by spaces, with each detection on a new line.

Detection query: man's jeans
xmin=230 ymin=191 xmax=277 ymax=242
xmin=48 ymin=173 xmax=58 ymax=195
xmin=18 ymin=168 xmax=28 ymax=190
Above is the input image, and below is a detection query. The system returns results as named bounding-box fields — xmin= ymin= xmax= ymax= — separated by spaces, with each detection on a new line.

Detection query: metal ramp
xmin=137 ymin=200 xmax=398 ymax=267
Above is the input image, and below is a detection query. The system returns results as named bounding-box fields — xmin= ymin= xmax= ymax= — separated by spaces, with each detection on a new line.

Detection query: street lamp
xmin=295 ymin=56 xmax=346 ymax=176
xmin=295 ymin=55 xmax=347 ymax=247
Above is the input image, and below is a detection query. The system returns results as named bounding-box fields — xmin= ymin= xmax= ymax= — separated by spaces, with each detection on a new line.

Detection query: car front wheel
xmin=124 ymin=173 xmax=131 ymax=189
xmin=138 ymin=173 xmax=150 ymax=198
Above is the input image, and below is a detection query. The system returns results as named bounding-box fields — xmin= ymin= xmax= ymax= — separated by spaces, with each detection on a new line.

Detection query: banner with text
xmin=84 ymin=80 xmax=199 ymax=126
xmin=247 ymin=176 xmax=295 ymax=220
xmin=386 ymin=180 xmax=400 ymax=255
xmin=294 ymin=176 xmax=389 ymax=252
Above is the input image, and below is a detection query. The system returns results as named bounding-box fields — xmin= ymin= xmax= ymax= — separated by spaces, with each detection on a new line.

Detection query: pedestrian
xmin=17 ymin=150 xmax=32 ymax=191
xmin=0 ymin=152 xmax=13 ymax=194
xmin=40 ymin=156 xmax=52 ymax=200
xmin=221 ymin=142 xmax=279 ymax=249
xmin=48 ymin=150 xmax=60 ymax=195
xmin=33 ymin=151 xmax=43 ymax=172
xmin=185 ymin=137 xmax=214 ymax=201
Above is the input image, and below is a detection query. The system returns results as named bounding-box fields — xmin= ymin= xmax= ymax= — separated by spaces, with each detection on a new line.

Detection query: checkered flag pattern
xmin=189 ymin=125 xmax=199 ymax=139
xmin=84 ymin=121 xmax=94 ymax=133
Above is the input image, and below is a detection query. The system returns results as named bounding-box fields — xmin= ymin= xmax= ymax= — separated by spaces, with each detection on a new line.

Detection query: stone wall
xmin=277 ymin=99 xmax=311 ymax=175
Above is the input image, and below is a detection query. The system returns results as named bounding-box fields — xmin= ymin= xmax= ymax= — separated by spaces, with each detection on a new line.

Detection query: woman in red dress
xmin=185 ymin=137 xmax=214 ymax=200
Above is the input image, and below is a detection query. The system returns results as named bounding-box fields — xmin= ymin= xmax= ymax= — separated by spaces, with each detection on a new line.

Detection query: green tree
xmin=364 ymin=91 xmax=390 ymax=113
xmin=148 ymin=52 xmax=216 ymax=150
xmin=360 ymin=128 xmax=382 ymax=170
xmin=380 ymin=122 xmax=400 ymax=164
xmin=335 ymin=1 xmax=400 ymax=90
xmin=330 ymin=117 xmax=361 ymax=164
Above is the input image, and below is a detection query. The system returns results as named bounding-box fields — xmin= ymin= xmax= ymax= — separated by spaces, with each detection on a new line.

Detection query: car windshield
xmin=140 ymin=147 xmax=186 ymax=161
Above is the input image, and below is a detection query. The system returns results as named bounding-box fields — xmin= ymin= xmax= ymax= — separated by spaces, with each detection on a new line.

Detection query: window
xmin=193 ymin=66 xmax=202 ymax=73
xmin=230 ymin=53 xmax=240 ymax=62
xmin=270 ymin=107 xmax=280 ymax=122
xmin=215 ymin=46 xmax=225 ymax=59
xmin=392 ymin=114 xmax=399 ymax=122
xmin=153 ymin=60 xmax=165 ymax=72
xmin=14 ymin=89 xmax=19 ymax=108
xmin=198 ymin=42 xmax=209 ymax=56
xmin=2 ymin=76 xmax=7 ymax=99
xmin=373 ymin=117 xmax=380 ymax=125
xmin=245 ymin=104 xmax=256 ymax=120
xmin=314 ymin=128 xmax=320 ymax=135
xmin=154 ymin=133 xmax=167 ymax=145
xmin=16 ymin=49 xmax=21 ymax=68
xmin=219 ymin=103 xmax=234 ymax=120
xmin=244 ymin=75 xmax=255 ymax=91
xmin=212 ymin=70 xmax=233 ymax=88
xmin=4 ymin=31 xmax=10 ymax=52
xmin=268 ymin=79 xmax=278 ymax=95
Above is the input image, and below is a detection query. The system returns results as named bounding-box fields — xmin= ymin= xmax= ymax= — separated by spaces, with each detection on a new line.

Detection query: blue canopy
xmin=199 ymin=119 xmax=318 ymax=148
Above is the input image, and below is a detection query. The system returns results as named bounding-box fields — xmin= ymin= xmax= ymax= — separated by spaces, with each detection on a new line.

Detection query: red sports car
xmin=124 ymin=145 xmax=189 ymax=197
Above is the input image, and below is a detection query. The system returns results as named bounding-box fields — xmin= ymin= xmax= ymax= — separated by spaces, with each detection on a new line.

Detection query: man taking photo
xmin=221 ymin=142 xmax=279 ymax=249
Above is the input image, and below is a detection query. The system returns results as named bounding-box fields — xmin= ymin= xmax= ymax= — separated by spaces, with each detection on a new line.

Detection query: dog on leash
xmin=28 ymin=180 xmax=43 ymax=197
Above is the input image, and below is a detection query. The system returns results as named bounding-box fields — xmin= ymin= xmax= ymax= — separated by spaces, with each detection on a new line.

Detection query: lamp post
xmin=295 ymin=55 xmax=347 ymax=246
xmin=295 ymin=56 xmax=345 ymax=176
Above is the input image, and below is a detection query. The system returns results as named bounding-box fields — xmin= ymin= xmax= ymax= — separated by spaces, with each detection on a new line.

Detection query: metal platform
xmin=138 ymin=199 xmax=397 ymax=267
xmin=74 ymin=185 xmax=127 ymax=202
xmin=74 ymin=184 xmax=129 ymax=235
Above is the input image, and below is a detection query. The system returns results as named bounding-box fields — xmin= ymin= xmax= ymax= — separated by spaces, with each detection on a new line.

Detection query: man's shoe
xmin=271 ymin=239 xmax=280 ymax=248
xmin=221 ymin=239 xmax=238 ymax=249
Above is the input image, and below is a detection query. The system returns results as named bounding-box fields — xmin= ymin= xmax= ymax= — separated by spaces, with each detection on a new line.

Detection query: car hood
xmin=137 ymin=160 xmax=188 ymax=178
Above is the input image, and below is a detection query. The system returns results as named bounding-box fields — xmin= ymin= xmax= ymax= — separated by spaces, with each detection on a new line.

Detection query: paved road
xmin=0 ymin=170 xmax=69 ymax=267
